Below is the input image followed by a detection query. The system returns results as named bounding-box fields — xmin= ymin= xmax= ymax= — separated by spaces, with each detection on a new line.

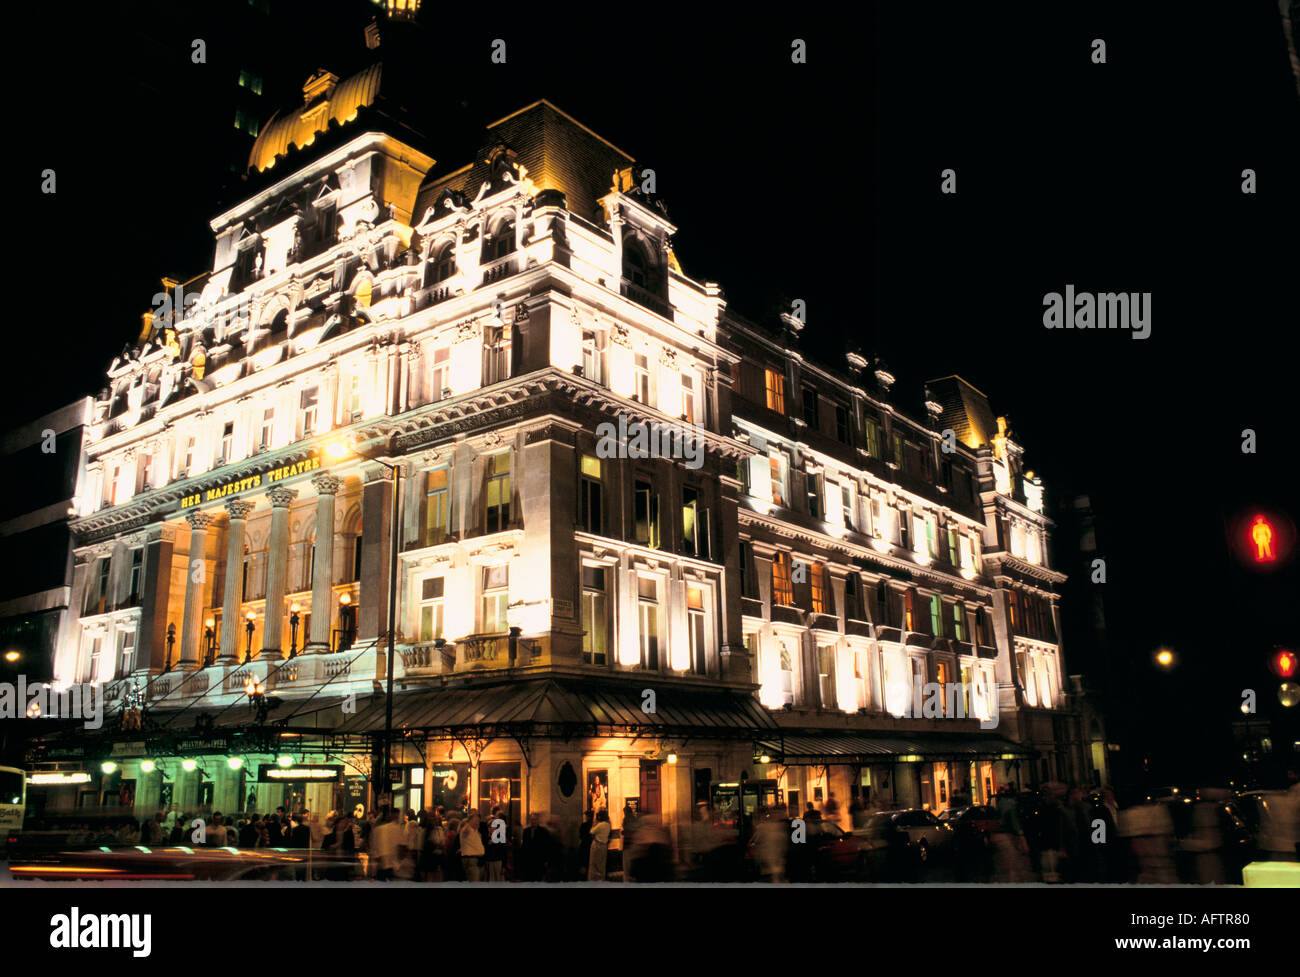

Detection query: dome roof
xmin=247 ymin=63 xmax=384 ymax=173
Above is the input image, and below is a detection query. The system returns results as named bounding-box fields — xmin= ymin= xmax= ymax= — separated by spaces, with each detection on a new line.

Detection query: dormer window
xmin=429 ymin=243 xmax=456 ymax=285
xmin=625 ymin=243 xmax=648 ymax=288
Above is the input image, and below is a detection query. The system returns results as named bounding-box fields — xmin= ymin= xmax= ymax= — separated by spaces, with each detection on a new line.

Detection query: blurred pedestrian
xmin=460 ymin=810 xmax=485 ymax=881
xmin=588 ymin=809 xmax=612 ymax=881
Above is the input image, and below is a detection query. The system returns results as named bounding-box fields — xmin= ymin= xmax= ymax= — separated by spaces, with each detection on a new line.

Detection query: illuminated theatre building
xmin=33 ymin=72 xmax=1088 ymax=836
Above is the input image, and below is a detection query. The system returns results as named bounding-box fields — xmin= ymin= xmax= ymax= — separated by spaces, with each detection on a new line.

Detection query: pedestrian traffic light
xmin=1229 ymin=507 xmax=1294 ymax=570
xmin=1270 ymin=647 xmax=1297 ymax=679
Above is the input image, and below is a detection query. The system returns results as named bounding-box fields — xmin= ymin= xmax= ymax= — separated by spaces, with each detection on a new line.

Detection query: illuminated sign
xmin=1271 ymin=648 xmax=1298 ymax=680
xmin=1250 ymin=515 xmax=1276 ymax=562
xmin=180 ymin=454 xmax=322 ymax=509
xmin=257 ymin=764 xmax=343 ymax=782
xmin=28 ymin=772 xmax=92 ymax=785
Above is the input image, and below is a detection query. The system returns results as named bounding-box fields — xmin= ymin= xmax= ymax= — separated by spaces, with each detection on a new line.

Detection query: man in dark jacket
xmin=518 ymin=812 xmax=550 ymax=881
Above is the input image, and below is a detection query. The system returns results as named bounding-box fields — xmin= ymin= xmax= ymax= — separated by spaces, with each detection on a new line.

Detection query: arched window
xmin=485 ymin=220 xmax=515 ymax=262
xmin=624 ymin=242 xmax=648 ymax=288
xmin=428 ymin=242 xmax=456 ymax=285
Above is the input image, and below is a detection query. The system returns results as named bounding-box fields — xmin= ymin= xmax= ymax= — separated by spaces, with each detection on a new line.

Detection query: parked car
xmin=742 ymin=816 xmax=867 ymax=881
xmin=855 ymin=809 xmax=952 ymax=878
xmin=937 ymin=805 xmax=1000 ymax=842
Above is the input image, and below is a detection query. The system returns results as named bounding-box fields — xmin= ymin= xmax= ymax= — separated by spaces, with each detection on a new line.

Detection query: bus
xmin=1 ymin=765 xmax=27 ymax=857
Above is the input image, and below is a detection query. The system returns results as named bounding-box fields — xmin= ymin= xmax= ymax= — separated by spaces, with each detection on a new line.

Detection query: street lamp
xmin=245 ymin=611 xmax=256 ymax=659
xmin=289 ymin=603 xmax=301 ymax=657
xmin=1154 ymin=648 xmax=1175 ymax=669
xmin=204 ymin=618 xmax=216 ymax=666
xmin=3 ymin=650 xmax=19 ymax=663
xmin=326 ymin=434 xmax=401 ymax=807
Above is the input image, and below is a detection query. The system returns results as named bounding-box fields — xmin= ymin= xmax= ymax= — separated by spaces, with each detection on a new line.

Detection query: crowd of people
xmin=34 ymin=778 xmax=1299 ymax=884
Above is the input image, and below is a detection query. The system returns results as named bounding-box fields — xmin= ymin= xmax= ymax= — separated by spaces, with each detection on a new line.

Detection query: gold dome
xmin=247 ymin=63 xmax=384 ymax=173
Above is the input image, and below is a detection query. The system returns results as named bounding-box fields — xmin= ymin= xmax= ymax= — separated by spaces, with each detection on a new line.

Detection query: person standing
xmin=371 ymin=808 xmax=401 ymax=882
xmin=588 ymin=810 xmax=612 ymax=881
xmin=578 ymin=809 xmax=595 ymax=880
xmin=519 ymin=812 xmax=550 ymax=882
xmin=460 ymin=810 xmax=485 ymax=881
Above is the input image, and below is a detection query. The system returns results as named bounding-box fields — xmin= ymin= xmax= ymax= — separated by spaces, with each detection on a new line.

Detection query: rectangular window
xmin=864 ymin=416 xmax=883 ymax=459
xmin=681 ymin=373 xmax=695 ymax=422
xmin=481 ymin=565 xmax=509 ymax=633
xmin=841 ymin=483 xmax=855 ymax=531
xmin=127 ymin=548 xmax=143 ymax=604
xmin=260 ymin=408 xmax=275 ymax=450
xmin=936 ymin=661 xmax=951 ymax=715
xmin=580 ymin=455 xmax=602 ymax=534
xmin=299 ymin=387 xmax=319 ymax=437
xmin=637 ymin=576 xmax=660 ymax=669
xmin=581 ymin=566 xmax=608 ymax=665
xmin=904 ymin=589 xmax=915 ymax=631
xmin=802 ymin=387 xmax=819 ymax=429
xmin=118 ymin=630 xmax=137 ymax=677
xmin=485 ymin=453 xmax=512 ymax=533
xmin=430 ymin=347 xmax=451 ymax=401
xmin=682 ymin=486 xmax=701 ymax=557
xmin=870 ymin=497 xmax=881 ymax=538
xmin=930 ymin=594 xmax=942 ymax=636
xmin=424 ymin=468 xmax=451 ymax=545
xmin=634 ymin=353 xmax=651 ymax=404
xmin=764 ymin=368 xmax=785 ymax=414
xmin=769 ymin=455 xmax=786 ymax=507
xmin=947 ymin=526 xmax=959 ymax=566
xmin=845 ymin=573 xmax=862 ymax=620
xmin=687 ymin=584 xmax=707 ymax=674
xmin=581 ymin=331 xmax=603 ymax=384
xmin=219 ymin=422 xmax=234 ymax=464
xmin=183 ymin=436 xmax=196 ymax=475
xmin=739 ymin=541 xmax=756 ymax=599
xmin=892 ymin=432 xmax=905 ymax=468
xmin=954 ymin=604 xmax=966 ymax=642
xmin=419 ymin=577 xmax=445 ymax=642
xmin=85 ymin=637 xmax=102 ymax=684
xmin=1008 ymin=591 xmax=1019 ymax=632
xmin=778 ymin=640 xmax=794 ymax=704
xmin=810 ymin=562 xmax=827 ymax=615
xmin=772 ymin=552 xmax=794 ymax=607
xmin=633 ymin=479 xmax=660 ymax=548
xmin=899 ymin=507 xmax=910 ymax=550
xmin=818 ymin=646 xmax=836 ymax=707
xmin=349 ymin=375 xmax=363 ymax=421
xmin=98 ymin=558 xmax=111 ymax=608
xmin=835 ymin=404 xmax=850 ymax=443
xmin=925 ymin=514 xmax=938 ymax=557
xmin=806 ymin=472 xmax=821 ymax=519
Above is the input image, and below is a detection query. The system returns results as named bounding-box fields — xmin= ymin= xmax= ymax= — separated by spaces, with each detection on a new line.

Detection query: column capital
xmin=225 ymin=499 xmax=256 ymax=520
xmin=267 ymin=486 xmax=299 ymax=508
xmin=186 ymin=511 xmax=213 ymax=531
xmin=312 ymin=474 xmax=344 ymax=496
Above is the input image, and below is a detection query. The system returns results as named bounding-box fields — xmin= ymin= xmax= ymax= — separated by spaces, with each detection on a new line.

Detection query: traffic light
xmin=1269 ymin=647 xmax=1297 ymax=679
xmin=1228 ymin=507 xmax=1295 ymax=570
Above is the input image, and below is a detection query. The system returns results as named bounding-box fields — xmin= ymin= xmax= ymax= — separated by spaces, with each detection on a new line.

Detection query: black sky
xmin=11 ymin=1 xmax=1299 ymax=785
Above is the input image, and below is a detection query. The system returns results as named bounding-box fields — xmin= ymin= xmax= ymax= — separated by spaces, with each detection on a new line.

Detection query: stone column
xmin=136 ymin=525 xmax=176 ymax=674
xmin=307 ymin=474 xmax=343 ymax=651
xmin=218 ymin=500 xmax=255 ymax=663
xmin=179 ymin=512 xmax=212 ymax=670
xmin=262 ymin=487 xmax=297 ymax=657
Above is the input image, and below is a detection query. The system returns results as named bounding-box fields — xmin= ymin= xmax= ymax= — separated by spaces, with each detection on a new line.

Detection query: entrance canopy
xmin=754 ymin=734 xmax=1035 ymax=766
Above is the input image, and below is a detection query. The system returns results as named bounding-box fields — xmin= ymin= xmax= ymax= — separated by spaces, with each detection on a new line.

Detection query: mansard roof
xmin=414 ymin=100 xmax=635 ymax=228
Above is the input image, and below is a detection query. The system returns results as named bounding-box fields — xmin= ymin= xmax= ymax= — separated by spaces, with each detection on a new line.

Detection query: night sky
xmin=12 ymin=2 xmax=1299 ymax=787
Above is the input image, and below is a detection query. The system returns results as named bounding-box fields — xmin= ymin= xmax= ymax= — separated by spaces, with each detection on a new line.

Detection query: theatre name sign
xmin=180 ymin=454 xmax=322 ymax=509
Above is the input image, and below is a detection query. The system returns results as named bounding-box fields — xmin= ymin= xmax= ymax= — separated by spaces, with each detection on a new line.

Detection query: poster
xmin=428 ymin=763 xmax=471 ymax=813
xmin=586 ymin=769 xmax=608 ymax=815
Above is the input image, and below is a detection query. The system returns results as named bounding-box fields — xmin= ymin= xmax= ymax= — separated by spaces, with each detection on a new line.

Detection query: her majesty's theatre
xmin=28 ymin=61 xmax=1089 ymax=843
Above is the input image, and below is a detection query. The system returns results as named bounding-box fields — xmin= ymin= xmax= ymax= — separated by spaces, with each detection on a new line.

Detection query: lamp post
xmin=245 ymin=611 xmax=256 ymax=659
xmin=289 ymin=603 xmax=300 ymax=657
xmin=204 ymin=618 xmax=216 ymax=667
xmin=326 ymin=435 xmax=401 ymax=807
xmin=165 ymin=623 xmax=176 ymax=670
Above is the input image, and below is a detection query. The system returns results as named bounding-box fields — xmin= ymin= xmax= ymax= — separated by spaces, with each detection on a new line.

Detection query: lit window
xmin=681 ymin=373 xmax=695 ymax=422
xmin=682 ymin=486 xmax=709 ymax=558
xmin=581 ymin=566 xmax=608 ymax=665
xmin=633 ymin=478 xmax=660 ymax=548
xmin=818 ymin=646 xmax=835 ymax=707
xmin=430 ymin=347 xmax=450 ymax=402
xmin=219 ymin=422 xmax=235 ymax=464
xmin=580 ymin=455 xmax=602 ymax=534
xmin=637 ymin=576 xmax=660 ymax=669
xmin=481 ymin=565 xmax=509 ymax=633
xmin=778 ymin=641 xmax=794 ymax=704
xmin=484 ymin=453 xmax=512 ymax=533
xmin=118 ymin=630 xmax=137 ymax=677
xmin=810 ymin=563 xmax=827 ymax=615
xmin=687 ymin=584 xmax=707 ymax=674
xmin=930 ymin=595 xmax=942 ymax=636
xmin=260 ymin=408 xmax=275 ymax=450
xmin=769 ymin=455 xmax=786 ymax=507
xmin=633 ymin=353 xmax=651 ymax=403
xmin=765 ymin=369 xmax=785 ymax=414
xmin=299 ymin=387 xmax=319 ymax=437
xmin=581 ymin=331 xmax=603 ymax=384
xmin=424 ymin=468 xmax=450 ymax=545
xmin=419 ymin=577 xmax=445 ymax=641
xmin=772 ymin=553 xmax=794 ymax=606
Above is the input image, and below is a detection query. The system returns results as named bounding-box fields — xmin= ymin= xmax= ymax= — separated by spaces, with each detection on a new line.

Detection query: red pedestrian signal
xmin=1271 ymin=648 xmax=1298 ymax=679
xmin=1250 ymin=515 xmax=1277 ymax=563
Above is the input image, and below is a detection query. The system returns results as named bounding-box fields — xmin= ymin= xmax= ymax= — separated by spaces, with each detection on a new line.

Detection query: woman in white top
xmin=588 ymin=810 xmax=612 ymax=881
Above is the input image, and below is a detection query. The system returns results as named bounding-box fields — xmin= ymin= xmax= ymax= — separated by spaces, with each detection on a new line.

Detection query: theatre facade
xmin=27 ymin=70 xmax=1089 ymax=844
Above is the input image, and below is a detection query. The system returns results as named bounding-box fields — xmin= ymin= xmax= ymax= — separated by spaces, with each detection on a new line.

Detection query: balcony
xmin=480 ymin=254 xmax=518 ymax=285
xmin=620 ymin=277 xmax=672 ymax=319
